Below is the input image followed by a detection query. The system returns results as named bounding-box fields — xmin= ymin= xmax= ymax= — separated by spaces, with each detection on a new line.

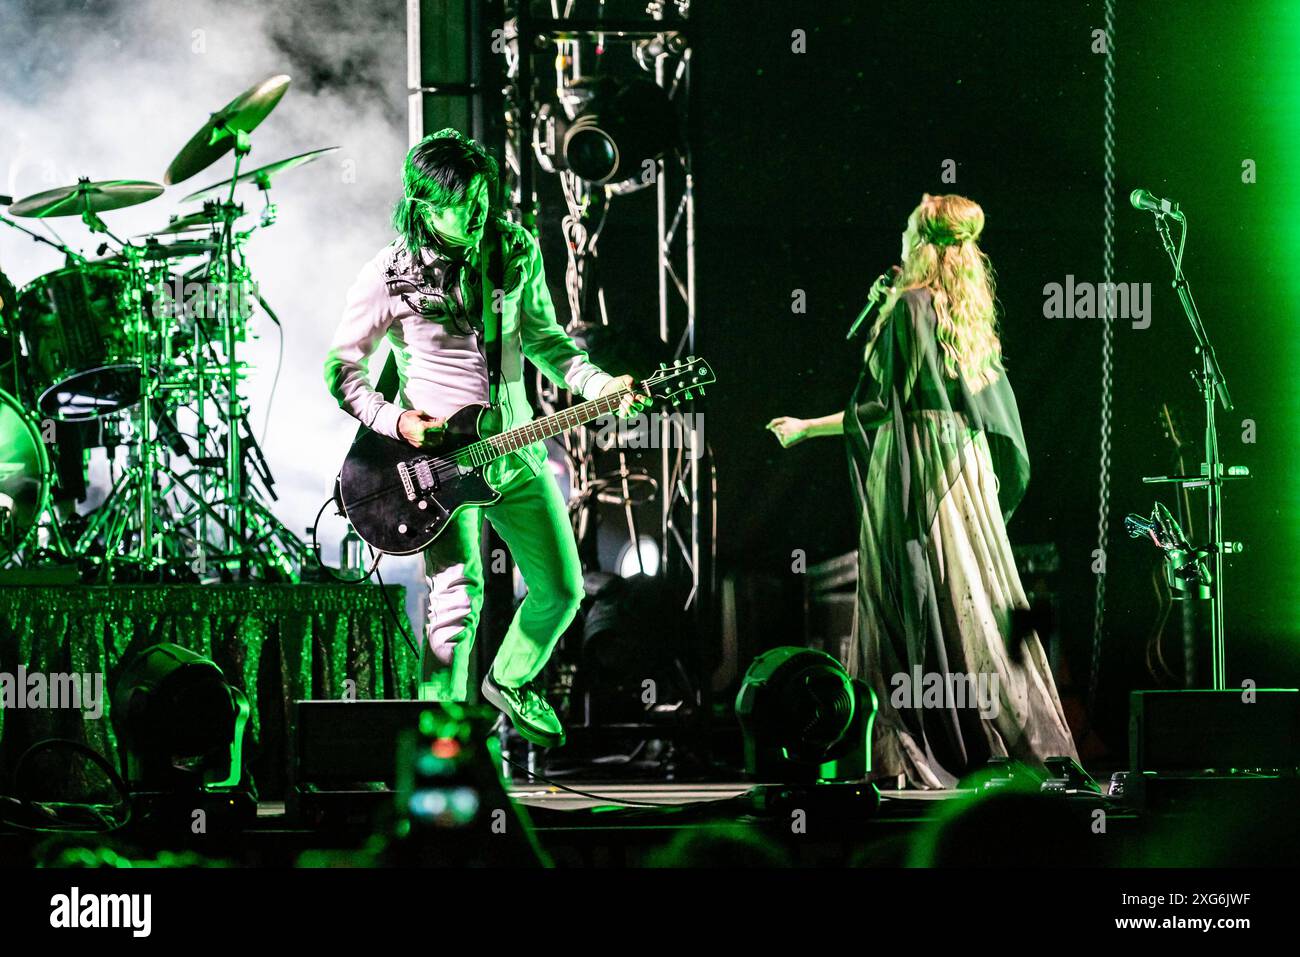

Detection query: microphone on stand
xmin=1129 ymin=188 xmax=1185 ymax=222
xmin=846 ymin=265 xmax=901 ymax=340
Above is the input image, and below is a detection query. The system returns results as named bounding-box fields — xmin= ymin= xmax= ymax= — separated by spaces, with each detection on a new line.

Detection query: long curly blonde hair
xmin=872 ymin=193 xmax=1003 ymax=391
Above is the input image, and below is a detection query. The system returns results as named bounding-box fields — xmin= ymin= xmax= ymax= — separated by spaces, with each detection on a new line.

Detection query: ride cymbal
xmin=180 ymin=145 xmax=339 ymax=203
xmin=9 ymin=179 xmax=165 ymax=218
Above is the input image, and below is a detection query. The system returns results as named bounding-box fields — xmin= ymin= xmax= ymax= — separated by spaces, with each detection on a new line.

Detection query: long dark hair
xmin=392 ymin=129 xmax=500 ymax=252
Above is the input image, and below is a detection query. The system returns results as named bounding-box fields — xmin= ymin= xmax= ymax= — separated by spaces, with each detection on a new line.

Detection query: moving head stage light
xmin=533 ymin=75 xmax=679 ymax=192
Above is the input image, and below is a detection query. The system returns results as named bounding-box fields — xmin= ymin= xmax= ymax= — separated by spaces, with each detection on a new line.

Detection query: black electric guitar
xmin=336 ymin=356 xmax=716 ymax=555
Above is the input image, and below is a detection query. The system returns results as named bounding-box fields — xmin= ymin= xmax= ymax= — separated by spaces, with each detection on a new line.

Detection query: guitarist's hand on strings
xmin=398 ymin=409 xmax=446 ymax=449
xmin=600 ymin=375 xmax=651 ymax=419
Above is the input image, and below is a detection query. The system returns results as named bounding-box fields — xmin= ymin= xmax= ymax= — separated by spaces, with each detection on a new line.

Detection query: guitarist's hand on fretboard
xmin=600 ymin=374 xmax=652 ymax=418
xmin=398 ymin=409 xmax=447 ymax=449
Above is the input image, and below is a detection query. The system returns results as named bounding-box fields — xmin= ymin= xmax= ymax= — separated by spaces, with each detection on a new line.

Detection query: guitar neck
xmin=459 ymin=388 xmax=631 ymax=467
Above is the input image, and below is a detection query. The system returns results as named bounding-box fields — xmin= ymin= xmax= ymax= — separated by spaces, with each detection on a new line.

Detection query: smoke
xmin=0 ymin=0 xmax=427 ymax=625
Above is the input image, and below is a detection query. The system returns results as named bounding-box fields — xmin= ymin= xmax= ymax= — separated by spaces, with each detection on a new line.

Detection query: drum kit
xmin=0 ymin=74 xmax=335 ymax=581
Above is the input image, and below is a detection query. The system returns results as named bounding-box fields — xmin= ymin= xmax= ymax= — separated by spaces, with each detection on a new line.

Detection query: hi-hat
xmin=180 ymin=146 xmax=339 ymax=203
xmin=103 ymin=239 xmax=220 ymax=263
xmin=132 ymin=204 xmax=245 ymax=237
xmin=164 ymin=74 xmax=291 ymax=185
xmin=10 ymin=179 xmax=165 ymax=218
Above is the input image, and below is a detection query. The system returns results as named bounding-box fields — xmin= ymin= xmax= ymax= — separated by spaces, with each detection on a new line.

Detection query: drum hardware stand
xmin=215 ymin=131 xmax=252 ymax=576
xmin=201 ymin=149 xmax=307 ymax=579
xmin=0 ymin=210 xmax=86 ymax=265
xmin=155 ymin=257 xmax=306 ymax=580
xmin=3 ymin=77 xmax=318 ymax=578
xmin=69 ymin=457 xmax=156 ymax=569
xmin=249 ymin=173 xmax=279 ymax=229
xmin=1138 ymin=205 xmax=1246 ymax=691
xmin=153 ymin=457 xmax=301 ymax=579
xmin=165 ymin=411 xmax=309 ymax=579
xmin=76 ymin=195 xmax=170 ymax=570
xmin=27 ymin=505 xmax=75 ymax=564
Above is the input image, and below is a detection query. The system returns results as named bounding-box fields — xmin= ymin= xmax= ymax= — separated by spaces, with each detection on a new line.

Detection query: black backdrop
xmin=667 ymin=0 xmax=1298 ymax=757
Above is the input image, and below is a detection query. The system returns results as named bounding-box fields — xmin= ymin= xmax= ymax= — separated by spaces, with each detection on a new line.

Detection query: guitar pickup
xmin=413 ymin=459 xmax=435 ymax=490
xmin=397 ymin=458 xmax=438 ymax=502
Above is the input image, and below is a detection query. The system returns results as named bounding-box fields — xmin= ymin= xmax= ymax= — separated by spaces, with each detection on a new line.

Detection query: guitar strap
xmin=479 ymin=218 xmax=504 ymax=409
xmin=349 ymin=351 xmax=398 ymax=455
xmin=374 ymin=350 xmax=399 ymax=403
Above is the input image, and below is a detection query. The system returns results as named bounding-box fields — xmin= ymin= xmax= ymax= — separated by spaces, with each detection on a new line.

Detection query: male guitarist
xmin=325 ymin=129 xmax=643 ymax=746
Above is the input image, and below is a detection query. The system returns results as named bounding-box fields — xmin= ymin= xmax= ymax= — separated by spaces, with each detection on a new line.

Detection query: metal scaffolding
xmin=406 ymin=1 xmax=713 ymax=722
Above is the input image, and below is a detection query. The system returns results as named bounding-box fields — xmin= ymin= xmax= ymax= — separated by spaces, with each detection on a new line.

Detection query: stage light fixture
xmin=582 ymin=571 xmax=679 ymax=677
xmin=533 ymin=76 xmax=679 ymax=191
xmin=735 ymin=646 xmax=877 ymax=783
xmin=616 ymin=534 xmax=661 ymax=578
xmin=112 ymin=642 xmax=249 ymax=792
xmin=574 ymin=571 xmax=692 ymax=725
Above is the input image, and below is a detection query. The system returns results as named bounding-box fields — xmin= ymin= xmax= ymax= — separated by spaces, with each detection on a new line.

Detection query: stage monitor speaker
xmin=1129 ymin=689 xmax=1300 ymax=772
xmin=289 ymin=700 xmax=433 ymax=827
xmin=291 ymin=700 xmax=439 ymax=788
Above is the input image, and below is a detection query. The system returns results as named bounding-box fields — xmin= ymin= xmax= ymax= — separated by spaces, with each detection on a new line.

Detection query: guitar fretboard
xmin=455 ymin=388 xmax=631 ymax=468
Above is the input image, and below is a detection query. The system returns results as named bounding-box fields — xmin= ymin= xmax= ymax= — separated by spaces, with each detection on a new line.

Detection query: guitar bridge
xmin=396 ymin=461 xmax=416 ymax=501
xmin=398 ymin=457 xmax=439 ymax=502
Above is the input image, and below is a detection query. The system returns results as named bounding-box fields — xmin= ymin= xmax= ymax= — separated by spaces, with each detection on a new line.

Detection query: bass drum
xmin=0 ymin=266 xmax=20 ymax=399
xmin=0 ymin=389 xmax=51 ymax=563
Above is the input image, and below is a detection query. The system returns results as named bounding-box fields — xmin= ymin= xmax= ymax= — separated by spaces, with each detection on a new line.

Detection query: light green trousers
xmin=419 ymin=468 xmax=584 ymax=701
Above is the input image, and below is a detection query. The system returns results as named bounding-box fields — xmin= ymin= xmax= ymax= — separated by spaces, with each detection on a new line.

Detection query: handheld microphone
xmin=846 ymin=266 xmax=901 ymax=340
xmin=1129 ymin=188 xmax=1184 ymax=222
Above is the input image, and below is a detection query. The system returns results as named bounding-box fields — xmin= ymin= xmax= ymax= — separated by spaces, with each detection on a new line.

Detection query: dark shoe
xmin=481 ymin=673 xmax=566 ymax=748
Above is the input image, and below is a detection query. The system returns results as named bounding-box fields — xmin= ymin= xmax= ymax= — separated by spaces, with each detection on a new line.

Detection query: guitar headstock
xmin=642 ymin=355 xmax=716 ymax=406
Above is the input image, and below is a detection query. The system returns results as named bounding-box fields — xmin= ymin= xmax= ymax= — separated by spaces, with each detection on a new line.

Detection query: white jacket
xmin=324 ymin=222 xmax=612 ymax=483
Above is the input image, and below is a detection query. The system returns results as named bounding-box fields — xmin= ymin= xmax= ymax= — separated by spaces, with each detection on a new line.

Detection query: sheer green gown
xmin=844 ymin=288 xmax=1078 ymax=789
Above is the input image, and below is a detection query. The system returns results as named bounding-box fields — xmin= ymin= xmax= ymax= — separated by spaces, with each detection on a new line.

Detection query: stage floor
xmin=503 ymin=781 xmax=974 ymax=811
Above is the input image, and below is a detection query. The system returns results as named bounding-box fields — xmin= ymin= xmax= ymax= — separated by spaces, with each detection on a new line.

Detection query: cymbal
xmin=9 ymin=179 xmax=165 ymax=218
xmin=180 ymin=146 xmax=339 ymax=203
xmin=163 ymin=74 xmax=291 ymax=186
xmin=131 ymin=204 xmax=244 ymax=237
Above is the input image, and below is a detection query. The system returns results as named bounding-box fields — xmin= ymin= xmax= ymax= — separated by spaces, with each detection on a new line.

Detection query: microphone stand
xmin=1140 ymin=208 xmax=1244 ymax=690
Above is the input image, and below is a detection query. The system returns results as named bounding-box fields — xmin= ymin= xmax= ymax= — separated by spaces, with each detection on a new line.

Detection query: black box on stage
xmin=803 ymin=551 xmax=858 ymax=664
xmin=1129 ymin=689 xmax=1300 ymax=772
xmin=289 ymin=699 xmax=435 ymax=826
xmin=292 ymin=700 xmax=436 ymax=786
